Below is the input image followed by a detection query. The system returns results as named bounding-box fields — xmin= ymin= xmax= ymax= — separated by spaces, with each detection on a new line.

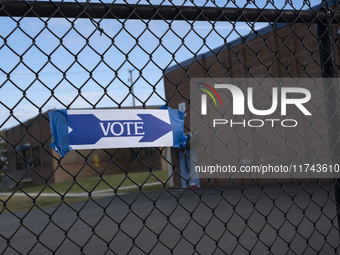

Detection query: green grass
xmin=21 ymin=169 xmax=168 ymax=194
xmin=0 ymin=196 xmax=86 ymax=214
xmin=0 ymin=170 xmax=169 ymax=213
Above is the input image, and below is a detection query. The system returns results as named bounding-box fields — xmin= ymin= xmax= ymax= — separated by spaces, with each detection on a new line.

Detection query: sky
xmin=0 ymin=0 xmax=324 ymax=129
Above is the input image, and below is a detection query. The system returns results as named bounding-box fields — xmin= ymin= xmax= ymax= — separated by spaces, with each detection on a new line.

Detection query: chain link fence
xmin=0 ymin=0 xmax=340 ymax=254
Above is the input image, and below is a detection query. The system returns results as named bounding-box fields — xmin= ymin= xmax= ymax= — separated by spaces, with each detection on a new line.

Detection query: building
xmin=163 ymin=16 xmax=340 ymax=188
xmin=5 ymin=109 xmax=167 ymax=185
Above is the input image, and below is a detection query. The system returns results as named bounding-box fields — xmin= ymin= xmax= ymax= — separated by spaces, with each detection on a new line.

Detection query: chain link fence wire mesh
xmin=0 ymin=0 xmax=340 ymax=254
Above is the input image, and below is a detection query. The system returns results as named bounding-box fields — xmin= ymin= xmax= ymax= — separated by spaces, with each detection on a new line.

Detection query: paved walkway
xmin=1 ymin=182 xmax=339 ymax=254
xmin=0 ymin=182 xmax=161 ymax=197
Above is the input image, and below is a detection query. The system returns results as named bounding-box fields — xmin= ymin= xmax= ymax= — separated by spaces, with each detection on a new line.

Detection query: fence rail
xmin=0 ymin=1 xmax=338 ymax=23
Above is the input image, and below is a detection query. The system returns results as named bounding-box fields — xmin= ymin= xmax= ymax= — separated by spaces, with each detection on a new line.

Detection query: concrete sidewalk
xmin=0 ymin=182 xmax=161 ymax=198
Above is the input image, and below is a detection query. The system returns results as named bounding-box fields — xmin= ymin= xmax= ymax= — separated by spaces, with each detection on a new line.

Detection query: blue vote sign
xmin=49 ymin=108 xmax=187 ymax=157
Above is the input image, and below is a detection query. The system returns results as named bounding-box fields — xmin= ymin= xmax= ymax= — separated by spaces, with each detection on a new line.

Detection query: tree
xmin=0 ymin=130 xmax=7 ymax=178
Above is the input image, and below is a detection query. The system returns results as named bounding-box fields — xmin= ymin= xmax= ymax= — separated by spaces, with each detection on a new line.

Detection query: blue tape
xmin=48 ymin=110 xmax=72 ymax=157
xmin=159 ymin=104 xmax=168 ymax=110
xmin=167 ymin=107 xmax=188 ymax=149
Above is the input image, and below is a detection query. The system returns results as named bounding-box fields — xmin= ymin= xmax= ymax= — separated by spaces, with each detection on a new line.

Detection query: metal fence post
xmin=316 ymin=13 xmax=340 ymax=234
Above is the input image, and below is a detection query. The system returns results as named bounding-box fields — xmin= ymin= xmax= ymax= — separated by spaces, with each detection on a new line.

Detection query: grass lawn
xmin=0 ymin=196 xmax=86 ymax=214
xmin=0 ymin=170 xmax=169 ymax=213
xmin=20 ymin=169 xmax=168 ymax=194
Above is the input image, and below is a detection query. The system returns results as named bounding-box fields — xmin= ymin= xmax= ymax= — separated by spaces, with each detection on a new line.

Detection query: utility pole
xmin=128 ymin=69 xmax=136 ymax=107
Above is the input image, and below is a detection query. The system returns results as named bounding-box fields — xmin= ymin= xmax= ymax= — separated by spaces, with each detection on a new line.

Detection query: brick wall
xmin=164 ymin=22 xmax=339 ymax=188
xmin=5 ymin=113 xmax=56 ymax=184
xmin=54 ymin=148 xmax=163 ymax=183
